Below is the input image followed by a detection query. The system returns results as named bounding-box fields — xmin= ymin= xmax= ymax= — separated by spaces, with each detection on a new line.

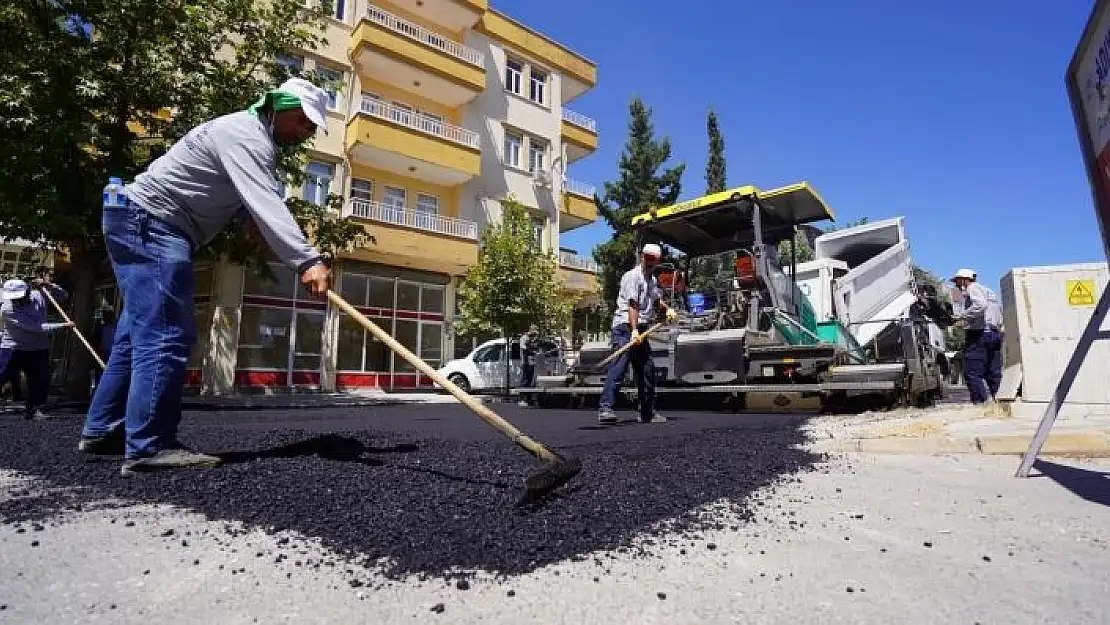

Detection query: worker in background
xmin=78 ymin=77 xmax=332 ymax=476
xmin=597 ymin=243 xmax=678 ymax=425
xmin=950 ymin=268 xmax=1003 ymax=404
xmin=0 ymin=277 xmax=73 ymax=420
xmin=518 ymin=324 xmax=539 ymax=407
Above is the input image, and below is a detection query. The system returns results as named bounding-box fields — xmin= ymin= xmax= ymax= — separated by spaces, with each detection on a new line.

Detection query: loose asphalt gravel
xmin=0 ymin=403 xmax=824 ymax=582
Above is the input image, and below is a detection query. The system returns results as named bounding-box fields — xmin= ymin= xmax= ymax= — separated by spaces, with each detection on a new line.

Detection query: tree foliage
xmin=592 ymin=97 xmax=684 ymax=313
xmin=455 ymin=198 xmax=571 ymax=340
xmin=0 ymin=0 xmax=366 ymax=396
xmin=688 ymin=108 xmax=728 ymax=293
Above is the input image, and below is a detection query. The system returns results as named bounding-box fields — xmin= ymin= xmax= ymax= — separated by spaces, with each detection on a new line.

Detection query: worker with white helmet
xmin=78 ymin=78 xmax=333 ymax=476
xmin=597 ymin=243 xmax=678 ymax=425
xmin=950 ymin=268 xmax=1004 ymax=403
xmin=0 ymin=276 xmax=73 ymax=419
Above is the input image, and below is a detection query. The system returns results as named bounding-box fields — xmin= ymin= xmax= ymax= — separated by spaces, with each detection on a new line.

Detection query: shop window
xmin=336 ymin=315 xmax=366 ymax=371
xmin=365 ymin=321 xmax=391 ymax=371
xmin=243 ymin=263 xmax=297 ymax=298
xmin=394 ymin=319 xmax=419 ymax=372
xmin=420 ymin=323 xmax=443 ymax=368
xmin=195 ymin=265 xmax=216 ymax=296
xmin=340 ymin=272 xmax=368 ymax=306
xmin=292 ymin=312 xmax=323 ymax=371
xmin=368 ymin=277 xmax=393 ymax=308
xmin=396 ymin=281 xmax=420 ymax=312
xmin=421 ymin=286 xmax=445 ymax=314
xmin=236 ymin=307 xmax=292 ymax=369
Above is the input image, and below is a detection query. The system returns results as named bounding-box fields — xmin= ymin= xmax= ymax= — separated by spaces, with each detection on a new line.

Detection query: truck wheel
xmin=447 ymin=373 xmax=470 ymax=394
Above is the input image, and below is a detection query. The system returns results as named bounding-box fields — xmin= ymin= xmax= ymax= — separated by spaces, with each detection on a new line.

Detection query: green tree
xmin=593 ymin=97 xmax=684 ymax=315
xmin=688 ymin=108 xmax=728 ymax=293
xmin=456 ymin=197 xmax=571 ymax=393
xmin=0 ymin=0 xmax=368 ymax=397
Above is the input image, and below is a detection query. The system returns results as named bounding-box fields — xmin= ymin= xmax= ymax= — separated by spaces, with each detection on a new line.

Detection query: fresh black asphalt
xmin=0 ymin=402 xmax=825 ymax=581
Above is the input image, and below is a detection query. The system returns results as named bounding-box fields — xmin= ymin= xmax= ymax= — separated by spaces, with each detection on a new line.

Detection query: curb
xmin=816 ymin=430 xmax=1110 ymax=457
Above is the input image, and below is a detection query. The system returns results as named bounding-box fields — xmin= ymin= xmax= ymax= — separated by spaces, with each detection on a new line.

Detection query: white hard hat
xmin=950 ymin=268 xmax=976 ymax=282
xmin=642 ymin=243 xmax=662 ymax=257
xmin=277 ymin=77 xmax=330 ymax=134
xmin=1 ymin=278 xmax=28 ymax=300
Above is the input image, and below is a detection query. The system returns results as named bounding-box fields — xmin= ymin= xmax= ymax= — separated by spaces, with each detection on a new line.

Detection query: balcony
xmin=343 ymin=199 xmax=479 ymax=276
xmin=350 ymin=5 xmax=486 ymax=107
xmin=558 ymin=251 xmax=600 ymax=295
xmin=562 ymin=108 xmax=598 ymax=162
xmin=345 ymin=96 xmax=481 ymax=186
xmin=561 ymin=178 xmax=598 ymax=232
xmin=386 ymin=0 xmax=487 ymax=31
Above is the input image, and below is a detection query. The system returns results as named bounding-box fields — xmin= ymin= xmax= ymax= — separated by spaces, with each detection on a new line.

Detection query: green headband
xmin=248 ymin=89 xmax=303 ymax=117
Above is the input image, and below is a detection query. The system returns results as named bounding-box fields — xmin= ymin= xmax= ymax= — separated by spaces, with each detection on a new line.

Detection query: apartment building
xmin=91 ymin=0 xmax=602 ymax=394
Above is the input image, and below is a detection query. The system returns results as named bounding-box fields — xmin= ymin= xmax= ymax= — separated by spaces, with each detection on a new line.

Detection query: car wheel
xmin=447 ymin=373 xmax=470 ymax=393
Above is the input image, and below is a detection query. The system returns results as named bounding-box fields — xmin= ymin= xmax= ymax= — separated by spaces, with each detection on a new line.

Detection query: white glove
xmin=630 ymin=328 xmax=641 ymax=345
xmin=665 ymin=308 xmax=678 ymax=324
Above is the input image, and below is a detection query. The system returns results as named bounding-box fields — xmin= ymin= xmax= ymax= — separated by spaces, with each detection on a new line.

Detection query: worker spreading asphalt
xmin=0 ymin=404 xmax=822 ymax=581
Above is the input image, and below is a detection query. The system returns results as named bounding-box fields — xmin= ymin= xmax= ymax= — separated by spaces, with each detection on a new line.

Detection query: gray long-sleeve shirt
xmin=955 ymin=282 xmax=1003 ymax=330
xmin=125 ymin=110 xmax=322 ymax=273
xmin=0 ymin=284 xmax=69 ymax=351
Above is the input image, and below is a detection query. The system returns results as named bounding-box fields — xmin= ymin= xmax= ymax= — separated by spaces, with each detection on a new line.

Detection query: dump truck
xmin=516 ymin=182 xmax=951 ymax=410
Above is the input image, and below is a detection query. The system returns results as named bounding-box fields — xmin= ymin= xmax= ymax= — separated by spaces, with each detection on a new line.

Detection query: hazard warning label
xmin=1067 ymin=279 xmax=1097 ymax=307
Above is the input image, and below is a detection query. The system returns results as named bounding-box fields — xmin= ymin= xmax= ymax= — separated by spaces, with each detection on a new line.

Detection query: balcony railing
xmin=366 ymin=5 xmax=485 ymax=68
xmin=359 ymin=96 xmax=480 ymax=149
xmin=348 ymin=199 xmax=479 ymax=240
xmin=562 ymin=108 xmax=597 ymax=133
xmin=559 ymin=251 xmax=599 ymax=273
xmin=564 ymin=178 xmax=596 ymax=198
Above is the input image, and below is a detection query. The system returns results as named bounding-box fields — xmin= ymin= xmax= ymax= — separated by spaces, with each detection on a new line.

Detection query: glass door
xmin=289 ymin=309 xmax=324 ymax=387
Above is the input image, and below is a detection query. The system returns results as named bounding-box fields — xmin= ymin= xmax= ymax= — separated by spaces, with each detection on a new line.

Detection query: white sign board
xmin=1068 ymin=0 xmax=1110 ymax=263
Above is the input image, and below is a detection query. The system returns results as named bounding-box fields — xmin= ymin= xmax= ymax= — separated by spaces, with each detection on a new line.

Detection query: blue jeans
xmin=599 ymin=323 xmax=655 ymax=417
xmin=82 ymin=202 xmax=196 ymax=459
xmin=964 ymin=328 xmax=1002 ymax=403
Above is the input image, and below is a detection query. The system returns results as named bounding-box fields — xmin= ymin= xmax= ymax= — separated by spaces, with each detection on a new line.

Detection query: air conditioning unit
xmin=532 ymin=170 xmax=551 ymax=188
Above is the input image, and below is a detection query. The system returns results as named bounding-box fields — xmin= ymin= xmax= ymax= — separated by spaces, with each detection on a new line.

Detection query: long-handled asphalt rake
xmin=327 ymin=290 xmax=581 ymax=506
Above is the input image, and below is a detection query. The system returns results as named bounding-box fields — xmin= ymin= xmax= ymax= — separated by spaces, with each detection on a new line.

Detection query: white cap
xmin=278 ymin=77 xmax=330 ymax=134
xmin=2 ymin=278 xmax=28 ymax=300
xmin=951 ymin=268 xmax=976 ymax=281
xmin=642 ymin=243 xmax=662 ymax=257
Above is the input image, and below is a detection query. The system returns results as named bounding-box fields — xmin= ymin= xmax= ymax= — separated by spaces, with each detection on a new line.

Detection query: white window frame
xmin=505 ymin=58 xmax=523 ymax=95
xmin=383 ymin=186 xmax=407 ymax=210
xmin=416 ymin=193 xmax=439 ymax=215
xmin=531 ymin=218 xmax=545 ymax=249
xmin=529 ymin=68 xmax=547 ymax=105
xmin=528 ymin=139 xmax=546 ymax=174
xmin=315 ymin=65 xmax=343 ymax=111
xmin=503 ymin=129 xmax=522 ymax=169
xmin=350 ymin=178 xmax=373 ymax=202
xmin=331 ymin=0 xmax=345 ymax=22
xmin=303 ymin=161 xmax=335 ymax=207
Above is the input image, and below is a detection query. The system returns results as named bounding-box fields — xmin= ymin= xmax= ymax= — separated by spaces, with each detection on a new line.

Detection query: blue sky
xmin=499 ymin=0 xmax=1107 ymax=291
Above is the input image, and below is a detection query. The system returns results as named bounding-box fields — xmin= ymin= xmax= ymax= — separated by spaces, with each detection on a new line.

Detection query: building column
xmin=202 ymin=260 xmax=245 ymax=395
xmin=444 ymin=277 xmax=458 ymax=361
xmin=320 ymin=263 xmax=341 ymax=392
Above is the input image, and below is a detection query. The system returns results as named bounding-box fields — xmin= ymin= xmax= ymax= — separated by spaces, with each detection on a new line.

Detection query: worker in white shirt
xmin=950 ymin=268 xmax=1003 ymax=403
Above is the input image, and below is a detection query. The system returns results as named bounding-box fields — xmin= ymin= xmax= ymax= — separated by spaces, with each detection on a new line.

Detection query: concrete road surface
xmin=0 ymin=404 xmax=1108 ymax=624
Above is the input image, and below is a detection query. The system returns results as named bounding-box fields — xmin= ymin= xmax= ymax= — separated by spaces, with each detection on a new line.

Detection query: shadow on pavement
xmin=1033 ymin=459 xmax=1110 ymax=508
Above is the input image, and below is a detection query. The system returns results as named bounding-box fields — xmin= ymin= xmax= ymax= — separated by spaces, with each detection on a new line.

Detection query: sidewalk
xmin=807 ymin=400 xmax=1110 ymax=457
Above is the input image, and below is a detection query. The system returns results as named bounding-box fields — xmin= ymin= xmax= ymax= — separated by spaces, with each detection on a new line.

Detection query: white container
xmin=788 ymin=258 xmax=848 ymax=322
xmin=1001 ymin=263 xmax=1110 ymax=404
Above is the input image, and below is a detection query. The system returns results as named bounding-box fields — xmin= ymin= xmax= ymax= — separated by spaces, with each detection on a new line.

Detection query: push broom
xmin=327 ymin=290 xmax=582 ymax=506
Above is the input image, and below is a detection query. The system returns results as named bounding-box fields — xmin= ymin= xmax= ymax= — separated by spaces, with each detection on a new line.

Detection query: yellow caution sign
xmin=1067 ymin=279 xmax=1096 ymax=307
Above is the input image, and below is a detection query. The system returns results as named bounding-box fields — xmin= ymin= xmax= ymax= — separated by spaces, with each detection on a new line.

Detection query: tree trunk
xmin=57 ymin=241 xmax=108 ymax=401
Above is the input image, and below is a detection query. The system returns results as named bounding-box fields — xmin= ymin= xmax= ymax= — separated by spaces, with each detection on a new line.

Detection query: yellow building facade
xmin=95 ymin=1 xmax=601 ymax=393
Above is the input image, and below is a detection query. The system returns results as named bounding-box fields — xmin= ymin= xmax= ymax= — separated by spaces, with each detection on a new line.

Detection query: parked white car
xmin=436 ymin=337 xmax=565 ymax=393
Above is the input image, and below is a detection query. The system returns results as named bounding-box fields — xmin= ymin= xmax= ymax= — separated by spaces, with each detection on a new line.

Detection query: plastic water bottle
xmin=103 ymin=176 xmax=127 ymax=208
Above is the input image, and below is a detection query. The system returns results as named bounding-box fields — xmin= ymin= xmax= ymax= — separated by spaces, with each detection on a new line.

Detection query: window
xmin=420 ymin=323 xmax=443 ymax=369
xmin=303 ymin=161 xmax=334 ymax=206
xmin=336 ymin=314 xmax=366 ymax=371
xmin=503 ymin=130 xmax=522 ymax=168
xmin=383 ymin=186 xmax=406 ymax=210
xmin=368 ymin=277 xmax=394 ymax=308
xmin=275 ymin=54 xmax=304 ymax=81
xmin=532 ymin=219 xmax=545 ymax=249
xmin=315 ymin=66 xmax=343 ymax=110
xmin=394 ymin=320 xmax=419 ymax=373
xmin=416 ymin=193 xmax=438 ymax=215
xmin=473 ymin=343 xmax=504 ymax=364
xmin=529 ymin=68 xmax=547 ymax=105
xmin=396 ymin=282 xmax=420 ymax=312
xmin=421 ymin=286 xmax=445 ymax=314
xmin=236 ymin=307 xmax=293 ymax=370
xmin=330 ymin=0 xmax=345 ymax=21
xmin=243 ymin=262 xmax=296 ymax=298
xmin=528 ymin=140 xmax=546 ymax=173
xmin=350 ymin=178 xmax=373 ymax=202
xmin=505 ymin=59 xmax=522 ymax=95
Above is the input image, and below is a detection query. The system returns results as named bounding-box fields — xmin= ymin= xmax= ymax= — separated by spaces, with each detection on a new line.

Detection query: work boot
xmin=78 ymin=428 xmax=125 ymax=456
xmin=120 ymin=446 xmax=222 ymax=477
xmin=597 ymin=408 xmax=618 ymax=425
xmin=640 ymin=412 xmax=667 ymax=424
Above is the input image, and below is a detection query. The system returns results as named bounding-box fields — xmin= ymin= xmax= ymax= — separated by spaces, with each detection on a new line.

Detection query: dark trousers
xmin=599 ymin=323 xmax=655 ymax=417
xmin=964 ymin=329 xmax=1003 ymax=403
xmin=5 ymin=349 xmax=50 ymax=416
xmin=519 ymin=363 xmax=536 ymax=405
